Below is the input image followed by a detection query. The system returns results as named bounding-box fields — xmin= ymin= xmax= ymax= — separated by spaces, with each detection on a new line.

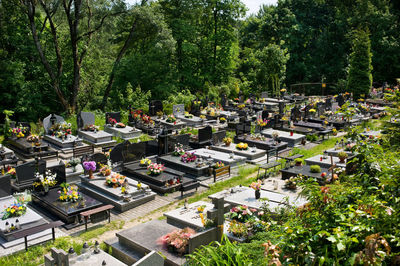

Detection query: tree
xmin=346 ymin=28 xmax=373 ymax=100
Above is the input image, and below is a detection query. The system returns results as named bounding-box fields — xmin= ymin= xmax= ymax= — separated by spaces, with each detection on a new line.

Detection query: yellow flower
xmin=19 ymin=206 xmax=23 ymax=210
xmin=10 ymin=209 xmax=15 ymax=214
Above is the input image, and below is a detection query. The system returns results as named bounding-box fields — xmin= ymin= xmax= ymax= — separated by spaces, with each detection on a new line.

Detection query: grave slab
xmin=164 ymin=201 xmax=214 ymax=230
xmin=305 ymin=154 xmax=346 ymax=169
xmin=77 ymin=130 xmax=115 ymax=146
xmin=190 ymin=148 xmax=246 ymax=166
xmin=104 ymin=125 xmax=142 ymax=140
xmin=158 ymin=155 xmax=210 ymax=177
xmin=211 ymin=143 xmax=266 ymax=161
xmin=261 ymin=129 xmax=305 ymax=147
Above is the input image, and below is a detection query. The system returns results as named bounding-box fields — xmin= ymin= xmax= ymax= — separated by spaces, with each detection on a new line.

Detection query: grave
xmin=280 ymin=165 xmax=331 ymax=182
xmin=78 ymin=172 xmax=156 ymax=212
xmin=43 ymin=114 xmax=83 ymax=149
xmin=211 ymin=143 xmax=266 ymax=161
xmin=31 ymin=162 xmax=103 ymax=228
xmin=190 ymin=148 xmax=246 ymax=166
xmin=173 ymin=104 xmax=204 ymax=126
xmin=157 ymin=116 xmax=187 ymax=129
xmin=164 ymin=201 xmax=214 ymax=230
xmin=0 ymin=145 xmax=14 ymax=159
xmin=294 ymin=120 xmax=332 ymax=132
xmin=11 ymin=159 xmax=46 ymax=192
xmin=189 ymin=126 xmax=213 ymax=148
xmin=209 ymin=186 xmax=307 ymax=210
xmin=255 ymin=101 xmax=279 ymax=111
xmin=77 ymin=112 xmax=116 ymax=146
xmin=235 ymin=135 xmax=288 ymax=152
xmin=158 ymin=154 xmax=210 ymax=177
xmin=261 ymin=129 xmax=305 ymax=147
xmin=7 ymin=132 xmax=58 ymax=159
xmin=304 ymin=154 xmax=346 ymax=169
xmin=104 ymin=112 xmax=142 ymax=140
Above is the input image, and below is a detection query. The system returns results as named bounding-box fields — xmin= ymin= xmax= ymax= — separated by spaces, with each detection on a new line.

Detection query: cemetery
xmin=1 ymin=0 xmax=400 ymax=265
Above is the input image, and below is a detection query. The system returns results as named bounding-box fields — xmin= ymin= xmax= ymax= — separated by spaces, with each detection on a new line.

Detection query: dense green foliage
xmin=2 ymin=0 xmax=400 ymax=121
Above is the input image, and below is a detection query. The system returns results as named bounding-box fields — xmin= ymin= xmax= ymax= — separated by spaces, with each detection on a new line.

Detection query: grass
xmin=78 ymin=220 xmax=125 ymax=241
xmin=290 ymin=136 xmax=342 ymax=159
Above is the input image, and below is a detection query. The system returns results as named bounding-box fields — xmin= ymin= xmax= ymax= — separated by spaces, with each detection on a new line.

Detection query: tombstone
xmin=110 ymin=142 xmax=124 ymax=163
xmin=332 ymin=102 xmax=339 ymax=112
xmin=173 ymin=104 xmax=185 ymax=117
xmin=262 ymin=110 xmax=269 ymax=120
xmin=291 ymin=106 xmax=301 ymax=121
xmin=303 ymin=105 xmax=311 ymax=119
xmin=43 ymin=114 xmax=65 ymax=134
xmin=149 ymin=100 xmax=163 ymax=116
xmin=337 ymin=94 xmax=345 ymax=107
xmin=86 ymin=153 xmax=108 ymax=170
xmin=212 ymin=130 xmax=226 ymax=145
xmin=0 ymin=175 xmax=11 ymax=198
xmin=221 ymin=94 xmax=227 ymax=107
xmin=123 ymin=141 xmax=146 ymax=163
xmin=78 ymin=112 xmax=95 ymax=129
xmin=198 ymin=126 xmax=213 ymax=143
xmin=145 ymin=140 xmax=159 ymax=157
xmin=50 ymin=161 xmax=66 ymax=185
xmin=326 ymin=97 xmax=332 ymax=109
xmin=318 ymin=105 xmax=325 ymax=117
xmin=261 ymin=91 xmax=269 ymax=99
xmin=15 ymin=160 xmax=46 ymax=184
xmin=105 ymin=112 xmax=121 ymax=124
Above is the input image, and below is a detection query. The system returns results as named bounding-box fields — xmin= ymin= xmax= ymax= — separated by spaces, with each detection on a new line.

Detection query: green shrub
xmin=310 ymin=164 xmax=321 ymax=173
xmin=294 ymin=158 xmax=303 ymax=164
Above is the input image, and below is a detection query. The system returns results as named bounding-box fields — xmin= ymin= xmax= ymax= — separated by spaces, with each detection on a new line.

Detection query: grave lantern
xmin=94 ymin=240 xmax=100 ymax=254
xmin=82 ymin=242 xmax=90 ymax=259
xmin=68 ymin=247 xmax=77 ymax=263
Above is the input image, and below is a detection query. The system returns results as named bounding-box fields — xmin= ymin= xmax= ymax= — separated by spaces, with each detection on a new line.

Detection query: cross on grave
xmin=206 ymin=196 xmax=227 ymax=240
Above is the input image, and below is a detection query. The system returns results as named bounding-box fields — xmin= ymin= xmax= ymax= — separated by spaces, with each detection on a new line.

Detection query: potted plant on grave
xmin=228 ymin=220 xmax=249 ymax=239
xmin=100 ymin=165 xmax=112 ymax=176
xmin=310 ymin=165 xmax=321 ymax=173
xmin=2 ymin=200 xmax=27 ymax=220
xmin=332 ymin=128 xmax=338 ymax=136
xmin=236 ymin=142 xmax=249 ymax=150
xmin=83 ymin=161 xmax=96 ymax=179
xmin=166 ymin=115 xmax=176 ymax=123
xmin=33 ymin=170 xmax=57 ymax=194
xmin=139 ymin=158 xmax=152 ymax=166
xmin=294 ymin=158 xmax=303 ymax=166
xmin=338 ymin=151 xmax=348 ymax=163
xmin=214 ymin=161 xmax=225 ymax=169
xmin=58 ymin=183 xmax=81 ymax=202
xmin=157 ymin=227 xmax=196 ymax=256
xmin=219 ymin=117 xmax=226 ymax=124
xmin=68 ymin=158 xmax=81 ymax=172
xmin=105 ymin=173 xmax=125 ymax=188
xmin=250 ymin=179 xmax=262 ymax=199
xmin=172 ymin=144 xmax=185 ymax=156
xmin=147 ymin=163 xmax=165 ymax=175
xmin=223 ymin=137 xmax=232 ymax=146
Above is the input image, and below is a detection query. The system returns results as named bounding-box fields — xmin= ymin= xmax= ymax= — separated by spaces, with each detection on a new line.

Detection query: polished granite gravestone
xmin=104 ymin=125 xmax=142 ymax=140
xmin=280 ymin=165 xmax=330 ymax=181
xmin=190 ymin=148 xmax=246 ymax=166
xmin=77 ymin=112 xmax=116 ymax=146
xmin=261 ymin=129 xmax=305 ymax=147
xmin=0 ymin=196 xmax=50 ymax=246
xmin=235 ymin=135 xmax=288 ymax=152
xmin=64 ymin=249 xmax=127 ymax=266
xmin=307 ymin=118 xmax=346 ymax=129
xmin=78 ymin=173 xmax=155 ymax=212
xmin=208 ymin=186 xmax=306 ymax=210
xmin=158 ymin=155 xmax=210 ymax=177
xmin=31 ymin=188 xmax=103 ymax=227
xmin=7 ymin=137 xmax=57 ymax=159
xmin=111 ymin=220 xmax=187 ymax=266
xmin=304 ymin=154 xmax=346 ymax=169
xmin=43 ymin=114 xmax=83 ymax=149
xmin=173 ymin=104 xmax=204 ymax=126
xmin=210 ymin=143 xmax=266 ymax=161
xmin=122 ymin=162 xmax=195 ymax=194
xmin=164 ymin=201 xmax=214 ymax=230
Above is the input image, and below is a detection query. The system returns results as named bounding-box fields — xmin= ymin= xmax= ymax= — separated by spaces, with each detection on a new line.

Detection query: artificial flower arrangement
xmin=105 ymin=173 xmax=125 ymax=188
xmin=214 ymin=161 xmax=225 ymax=169
xmin=238 ymin=104 xmax=246 ymax=109
xmin=166 ymin=115 xmax=177 ymax=123
xmin=271 ymin=131 xmax=279 ymax=139
xmin=83 ymin=124 xmax=99 ymax=131
xmin=228 ymin=219 xmax=249 ymax=238
xmin=83 ymin=161 xmax=97 ymax=172
xmin=250 ymin=179 xmax=262 ymax=191
xmin=100 ymin=165 xmax=112 ymax=176
xmin=223 ymin=137 xmax=232 ymax=146
xmin=147 ymin=163 xmax=165 ymax=175
xmin=309 ymin=109 xmax=316 ymax=113
xmin=67 ymin=158 xmax=81 ymax=169
xmin=108 ymin=117 xmax=117 ymax=126
xmin=197 ymin=205 xmax=206 ymax=213
xmin=172 ymin=144 xmax=185 ymax=156
xmin=157 ymin=227 xmax=196 ymax=255
xmin=9 ymin=126 xmax=28 ymax=138
xmin=141 ymin=114 xmax=153 ymax=125
xmin=225 ymin=205 xmax=257 ymax=223
xmin=27 ymin=134 xmax=40 ymax=143
xmin=257 ymin=119 xmax=268 ymax=127
xmin=33 ymin=170 xmax=57 ymax=188
xmin=116 ymin=122 xmax=126 ymax=128
xmin=50 ymin=122 xmax=72 ymax=138
xmin=2 ymin=200 xmax=27 ymax=220
xmin=184 ymin=112 xmax=193 ymax=118
xmin=132 ymin=110 xmax=143 ymax=121
xmin=199 ymin=115 xmax=206 ymax=119
xmin=284 ymin=175 xmax=302 ymax=190
xmin=250 ymin=133 xmax=266 ymax=141
xmin=7 ymin=167 xmax=16 ymax=179
xmin=58 ymin=183 xmax=81 ymax=202
xmin=180 ymin=151 xmax=197 ymax=163
xmin=236 ymin=142 xmax=249 ymax=150
xmin=219 ymin=117 xmax=226 ymax=123
xmin=140 ymin=158 xmax=152 ymax=166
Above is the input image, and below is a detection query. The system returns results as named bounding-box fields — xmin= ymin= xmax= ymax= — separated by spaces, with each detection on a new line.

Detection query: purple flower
xmin=83 ymin=161 xmax=96 ymax=171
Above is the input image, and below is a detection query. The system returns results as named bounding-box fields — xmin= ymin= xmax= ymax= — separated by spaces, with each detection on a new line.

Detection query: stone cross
xmin=206 ymin=196 xmax=226 ymax=240
xmin=45 ymin=248 xmax=69 ymax=266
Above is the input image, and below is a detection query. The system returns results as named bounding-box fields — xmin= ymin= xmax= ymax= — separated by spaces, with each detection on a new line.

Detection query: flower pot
xmin=225 ymin=141 xmax=231 ymax=147
xmin=88 ymin=170 xmax=94 ymax=179
xmin=295 ymin=162 xmax=302 ymax=166
xmin=339 ymin=157 xmax=346 ymax=163
xmin=72 ymin=166 xmax=77 ymax=172
xmin=255 ymin=190 xmax=260 ymax=199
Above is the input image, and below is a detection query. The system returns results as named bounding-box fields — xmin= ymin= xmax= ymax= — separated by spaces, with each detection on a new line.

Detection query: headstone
xmin=332 ymin=102 xmax=339 ymax=112
xmin=337 ymin=94 xmax=345 ymax=107
xmin=198 ymin=126 xmax=213 ymax=143
xmin=110 ymin=142 xmax=124 ymax=163
xmin=212 ymin=130 xmax=226 ymax=145
xmin=149 ymin=100 xmax=163 ymax=116
xmin=145 ymin=140 xmax=159 ymax=156
xmin=0 ymin=175 xmax=11 ymax=198
xmin=261 ymin=91 xmax=268 ymax=99
xmin=278 ymin=102 xmax=284 ymax=115
xmin=43 ymin=114 xmax=65 ymax=134
xmin=318 ymin=105 xmax=325 ymax=117
xmin=304 ymin=105 xmax=311 ymax=118
xmin=221 ymin=94 xmax=227 ymax=107
xmin=123 ymin=142 xmax=146 ymax=163
xmin=173 ymin=104 xmax=185 ymax=116
xmin=50 ymin=160 xmax=67 ymax=185
xmin=105 ymin=112 xmax=121 ymax=124
xmin=291 ymin=106 xmax=301 ymax=121
xmin=262 ymin=110 xmax=269 ymax=120
xmin=16 ymin=160 xmax=46 ymax=184
xmin=79 ymin=112 xmax=95 ymax=129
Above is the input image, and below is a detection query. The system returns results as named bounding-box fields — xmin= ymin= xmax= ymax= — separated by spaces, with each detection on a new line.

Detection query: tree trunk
xmin=212 ymin=2 xmax=218 ymax=83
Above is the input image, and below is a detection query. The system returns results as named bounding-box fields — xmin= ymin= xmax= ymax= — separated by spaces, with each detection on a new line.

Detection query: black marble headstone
xmin=262 ymin=110 xmax=269 ymax=120
xmin=0 ymin=175 xmax=11 ymax=198
xmin=337 ymin=94 xmax=345 ymax=107
xmin=198 ymin=126 xmax=213 ymax=143
xmin=291 ymin=106 xmax=301 ymax=121
xmin=105 ymin=112 xmax=121 ymax=124
xmin=212 ymin=130 xmax=226 ymax=145
xmin=15 ymin=160 xmax=46 ymax=184
xmin=123 ymin=142 xmax=146 ymax=163
xmin=145 ymin=140 xmax=159 ymax=156
xmin=149 ymin=100 xmax=163 ymax=116
xmin=110 ymin=142 xmax=124 ymax=163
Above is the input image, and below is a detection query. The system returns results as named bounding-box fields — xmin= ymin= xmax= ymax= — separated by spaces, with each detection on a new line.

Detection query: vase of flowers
xmin=68 ymin=158 xmax=80 ymax=172
xmin=223 ymin=137 xmax=232 ymax=146
xmin=33 ymin=170 xmax=57 ymax=195
xmin=338 ymin=151 xmax=348 ymax=163
xmin=172 ymin=144 xmax=185 ymax=156
xmin=147 ymin=163 xmax=165 ymax=175
xmin=250 ymin=180 xmax=262 ymax=199
xmin=83 ymin=161 xmax=96 ymax=179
